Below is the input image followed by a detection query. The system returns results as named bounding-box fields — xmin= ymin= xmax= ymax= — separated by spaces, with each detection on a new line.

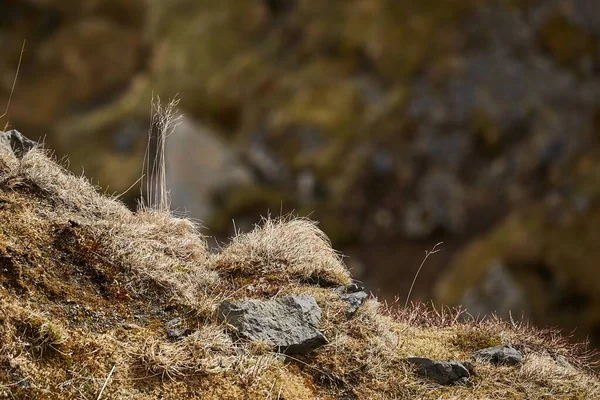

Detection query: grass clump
xmin=212 ymin=216 xmax=351 ymax=287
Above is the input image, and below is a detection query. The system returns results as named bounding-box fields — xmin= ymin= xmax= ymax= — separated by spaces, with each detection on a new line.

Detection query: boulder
xmin=218 ymin=295 xmax=327 ymax=354
xmin=472 ymin=345 xmax=523 ymax=366
xmin=407 ymin=357 xmax=472 ymax=385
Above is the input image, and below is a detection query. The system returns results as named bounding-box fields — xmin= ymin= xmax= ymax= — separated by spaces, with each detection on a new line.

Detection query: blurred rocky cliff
xmin=2 ymin=0 xmax=600 ymax=346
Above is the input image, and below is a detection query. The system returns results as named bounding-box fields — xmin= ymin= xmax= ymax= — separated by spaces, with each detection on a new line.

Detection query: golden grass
xmin=212 ymin=216 xmax=351 ymax=287
xmin=0 ymin=137 xmax=599 ymax=399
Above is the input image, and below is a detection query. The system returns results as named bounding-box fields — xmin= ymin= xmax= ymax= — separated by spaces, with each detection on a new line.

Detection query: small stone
xmin=339 ymin=291 xmax=368 ymax=319
xmin=0 ymin=130 xmax=36 ymax=159
xmin=167 ymin=328 xmax=183 ymax=340
xmin=165 ymin=317 xmax=193 ymax=340
xmin=218 ymin=295 xmax=326 ymax=354
xmin=346 ymin=283 xmax=365 ymax=293
xmin=407 ymin=357 xmax=472 ymax=385
xmin=472 ymin=345 xmax=523 ymax=366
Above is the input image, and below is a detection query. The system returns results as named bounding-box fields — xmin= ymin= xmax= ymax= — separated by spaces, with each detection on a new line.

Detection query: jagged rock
xmin=217 ymin=295 xmax=326 ymax=354
xmin=340 ymin=291 xmax=368 ymax=319
xmin=336 ymin=283 xmax=368 ymax=319
xmin=472 ymin=345 xmax=523 ymax=366
xmin=0 ymin=130 xmax=36 ymax=158
xmin=407 ymin=357 xmax=472 ymax=385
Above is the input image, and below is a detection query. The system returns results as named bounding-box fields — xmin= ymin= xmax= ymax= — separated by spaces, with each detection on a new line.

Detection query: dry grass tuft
xmin=1 ymin=301 xmax=68 ymax=360
xmin=135 ymin=326 xmax=234 ymax=379
xmin=212 ymin=216 xmax=351 ymax=287
xmin=141 ymin=96 xmax=183 ymax=212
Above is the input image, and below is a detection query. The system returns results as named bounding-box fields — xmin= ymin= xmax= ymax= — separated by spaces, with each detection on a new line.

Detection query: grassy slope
xmin=0 ymin=143 xmax=598 ymax=399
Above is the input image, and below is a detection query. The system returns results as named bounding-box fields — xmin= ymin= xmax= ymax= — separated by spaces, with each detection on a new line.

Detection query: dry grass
xmin=0 ymin=136 xmax=599 ymax=399
xmin=141 ymin=96 xmax=183 ymax=212
xmin=212 ymin=216 xmax=352 ymax=287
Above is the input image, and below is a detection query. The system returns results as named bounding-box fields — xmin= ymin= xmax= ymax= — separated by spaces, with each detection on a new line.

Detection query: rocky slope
xmin=3 ymin=0 xmax=600 ymax=354
xmin=1 ymin=131 xmax=599 ymax=399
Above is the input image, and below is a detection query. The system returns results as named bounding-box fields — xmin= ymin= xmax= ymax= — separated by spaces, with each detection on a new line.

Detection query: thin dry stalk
xmin=141 ymin=96 xmax=183 ymax=212
xmin=96 ymin=365 xmax=116 ymax=400
xmin=404 ymin=242 xmax=442 ymax=307
xmin=1 ymin=39 xmax=26 ymax=131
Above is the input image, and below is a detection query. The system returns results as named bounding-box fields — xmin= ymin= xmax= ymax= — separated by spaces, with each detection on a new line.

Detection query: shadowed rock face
xmin=218 ymin=295 xmax=327 ymax=354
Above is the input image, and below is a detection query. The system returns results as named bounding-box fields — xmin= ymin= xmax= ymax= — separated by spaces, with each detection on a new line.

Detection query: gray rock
xmin=346 ymin=283 xmax=365 ymax=293
xmin=217 ymin=295 xmax=326 ymax=354
xmin=336 ymin=283 xmax=368 ymax=318
xmin=0 ymin=130 xmax=36 ymax=158
xmin=472 ymin=345 xmax=523 ymax=366
xmin=407 ymin=357 xmax=472 ymax=385
xmin=166 ymin=327 xmax=193 ymax=340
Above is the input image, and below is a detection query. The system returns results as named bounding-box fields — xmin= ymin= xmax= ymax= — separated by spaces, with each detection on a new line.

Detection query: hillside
xmin=0 ymin=129 xmax=599 ymax=399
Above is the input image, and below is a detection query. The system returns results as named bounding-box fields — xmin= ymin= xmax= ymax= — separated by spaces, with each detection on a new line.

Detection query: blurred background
xmin=2 ymin=0 xmax=600 ymax=348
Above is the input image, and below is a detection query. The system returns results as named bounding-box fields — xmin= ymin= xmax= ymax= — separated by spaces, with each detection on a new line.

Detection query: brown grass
xmin=212 ymin=216 xmax=351 ymax=287
xmin=0 ymin=137 xmax=599 ymax=399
